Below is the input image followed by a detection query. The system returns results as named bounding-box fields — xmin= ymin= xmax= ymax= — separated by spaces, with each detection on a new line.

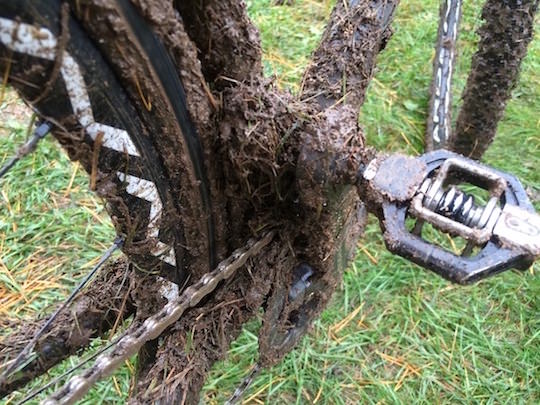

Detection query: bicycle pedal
xmin=361 ymin=150 xmax=539 ymax=284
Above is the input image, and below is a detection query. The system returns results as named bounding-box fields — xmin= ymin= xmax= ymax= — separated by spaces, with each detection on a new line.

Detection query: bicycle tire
xmin=427 ymin=0 xmax=538 ymax=158
xmin=450 ymin=0 xmax=538 ymax=159
xmin=0 ymin=0 xmax=221 ymax=286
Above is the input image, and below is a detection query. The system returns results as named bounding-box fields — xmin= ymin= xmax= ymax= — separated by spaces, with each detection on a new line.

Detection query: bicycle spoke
xmin=17 ymin=333 xmax=125 ymax=405
xmin=0 ymin=121 xmax=51 ymax=179
xmin=0 ymin=237 xmax=124 ymax=386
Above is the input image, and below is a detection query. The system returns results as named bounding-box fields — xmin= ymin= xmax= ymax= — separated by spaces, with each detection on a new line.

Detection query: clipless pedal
xmin=360 ymin=150 xmax=539 ymax=284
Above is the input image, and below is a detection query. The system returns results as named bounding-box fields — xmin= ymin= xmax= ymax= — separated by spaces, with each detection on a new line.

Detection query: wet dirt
xmin=174 ymin=0 xmax=263 ymax=83
xmin=1 ymin=0 xmax=400 ymax=402
xmin=72 ymin=0 xmax=224 ymax=279
xmin=130 ymin=242 xmax=287 ymax=404
xmin=452 ymin=0 xmax=538 ymax=159
xmin=301 ymin=0 xmax=399 ymax=110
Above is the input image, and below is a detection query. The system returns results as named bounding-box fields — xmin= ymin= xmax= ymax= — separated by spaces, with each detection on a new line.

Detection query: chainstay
xmin=42 ymin=231 xmax=275 ymax=405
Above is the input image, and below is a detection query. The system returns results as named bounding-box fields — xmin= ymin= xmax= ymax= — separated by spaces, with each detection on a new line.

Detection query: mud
xmin=129 ymin=241 xmax=286 ymax=404
xmin=72 ymin=0 xmax=225 ymax=278
xmin=265 ymin=105 xmax=370 ymax=361
xmin=174 ymin=0 xmax=263 ymax=83
xmin=218 ymin=80 xmax=304 ymax=218
xmin=301 ymin=0 xmax=399 ymax=110
xmin=452 ymin=0 xmax=538 ymax=159
xmin=2 ymin=0 xmax=398 ymax=402
xmin=0 ymin=0 xmax=202 ymax=282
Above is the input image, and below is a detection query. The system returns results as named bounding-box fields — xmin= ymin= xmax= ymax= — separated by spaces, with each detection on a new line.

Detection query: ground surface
xmin=0 ymin=0 xmax=538 ymax=403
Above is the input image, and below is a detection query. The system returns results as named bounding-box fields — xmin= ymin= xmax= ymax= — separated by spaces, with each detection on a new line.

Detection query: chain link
xmin=42 ymin=231 xmax=275 ymax=405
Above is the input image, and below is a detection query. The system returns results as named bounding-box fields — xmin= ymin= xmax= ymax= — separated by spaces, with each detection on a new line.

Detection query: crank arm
xmin=359 ymin=150 xmax=539 ymax=284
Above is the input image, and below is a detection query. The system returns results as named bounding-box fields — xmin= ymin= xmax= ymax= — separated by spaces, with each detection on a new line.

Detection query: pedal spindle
xmin=419 ymin=178 xmax=501 ymax=229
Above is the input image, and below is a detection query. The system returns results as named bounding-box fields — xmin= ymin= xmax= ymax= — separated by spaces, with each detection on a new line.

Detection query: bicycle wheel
xmin=0 ymin=0 xmax=221 ymax=285
xmin=450 ymin=0 xmax=538 ymax=158
xmin=0 ymin=1 xmax=242 ymax=400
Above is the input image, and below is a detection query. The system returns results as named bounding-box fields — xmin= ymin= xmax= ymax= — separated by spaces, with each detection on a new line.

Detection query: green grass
xmin=0 ymin=92 xmax=129 ymax=403
xmin=1 ymin=0 xmax=539 ymax=403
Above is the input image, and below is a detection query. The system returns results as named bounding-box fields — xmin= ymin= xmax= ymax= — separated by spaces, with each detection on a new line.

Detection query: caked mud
xmin=0 ymin=0 xmax=479 ymax=403
xmin=452 ymin=0 xmax=538 ymax=158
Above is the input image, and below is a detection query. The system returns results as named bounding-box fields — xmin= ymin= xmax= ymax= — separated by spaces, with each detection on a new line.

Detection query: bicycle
xmin=0 ymin=0 xmax=538 ymax=403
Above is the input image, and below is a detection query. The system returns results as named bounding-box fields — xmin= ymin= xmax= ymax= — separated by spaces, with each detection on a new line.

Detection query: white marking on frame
xmin=436 ymin=68 xmax=442 ymax=96
xmin=158 ymin=277 xmax=179 ymax=301
xmin=453 ymin=1 xmax=461 ymax=41
xmin=61 ymin=54 xmax=139 ymax=155
xmin=87 ymin=123 xmax=139 ymax=156
xmin=61 ymin=54 xmax=94 ymax=125
xmin=0 ymin=17 xmax=56 ymax=59
xmin=433 ymin=124 xmax=441 ymax=143
xmin=444 ymin=0 xmax=451 ymax=22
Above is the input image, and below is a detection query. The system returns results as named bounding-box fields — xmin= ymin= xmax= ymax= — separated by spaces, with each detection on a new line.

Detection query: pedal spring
xmin=419 ymin=178 xmax=501 ymax=229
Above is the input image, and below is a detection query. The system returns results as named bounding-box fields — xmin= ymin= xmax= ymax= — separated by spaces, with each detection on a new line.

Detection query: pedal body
xmin=361 ymin=150 xmax=539 ymax=284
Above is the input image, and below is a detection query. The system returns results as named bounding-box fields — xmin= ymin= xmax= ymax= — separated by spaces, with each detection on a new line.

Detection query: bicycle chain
xmin=43 ymin=231 xmax=275 ymax=405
